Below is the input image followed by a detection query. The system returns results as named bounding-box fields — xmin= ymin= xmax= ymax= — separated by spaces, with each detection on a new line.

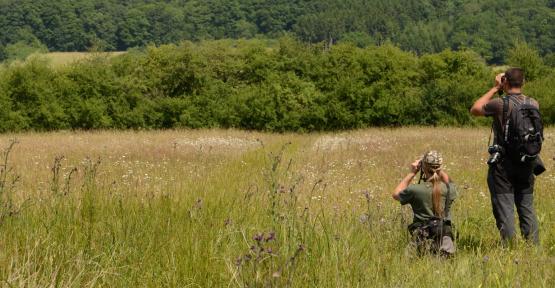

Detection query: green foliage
xmin=418 ymin=50 xmax=490 ymax=125
xmin=0 ymin=39 xmax=553 ymax=132
xmin=524 ymin=71 xmax=555 ymax=124
xmin=339 ymin=32 xmax=375 ymax=48
xmin=507 ymin=42 xmax=546 ymax=81
xmin=0 ymin=92 xmax=28 ymax=132
xmin=1 ymin=58 xmax=65 ymax=130
xmin=0 ymin=0 xmax=554 ymax=64
xmin=544 ymin=53 xmax=555 ymax=67
xmin=3 ymin=41 xmax=48 ymax=62
xmin=1 ymin=28 xmax=49 ymax=62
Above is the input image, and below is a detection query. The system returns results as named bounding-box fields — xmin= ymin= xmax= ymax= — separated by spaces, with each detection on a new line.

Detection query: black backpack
xmin=502 ymin=95 xmax=544 ymax=162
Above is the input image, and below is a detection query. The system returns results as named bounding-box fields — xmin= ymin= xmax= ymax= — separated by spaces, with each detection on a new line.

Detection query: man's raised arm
xmin=470 ymin=73 xmax=504 ymax=116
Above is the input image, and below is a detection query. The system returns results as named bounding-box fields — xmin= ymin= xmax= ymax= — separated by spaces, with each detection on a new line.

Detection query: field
xmin=0 ymin=128 xmax=553 ymax=287
xmin=39 ymin=52 xmax=126 ymax=67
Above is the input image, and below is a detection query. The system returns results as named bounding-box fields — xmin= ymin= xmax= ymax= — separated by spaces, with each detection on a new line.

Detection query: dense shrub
xmin=0 ymin=39 xmax=552 ymax=132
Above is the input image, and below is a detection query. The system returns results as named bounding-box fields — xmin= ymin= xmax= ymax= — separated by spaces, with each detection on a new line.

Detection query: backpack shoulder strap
xmin=502 ymin=96 xmax=509 ymax=123
xmin=503 ymin=96 xmax=510 ymax=144
xmin=443 ymin=182 xmax=451 ymax=220
xmin=508 ymin=94 xmax=524 ymax=107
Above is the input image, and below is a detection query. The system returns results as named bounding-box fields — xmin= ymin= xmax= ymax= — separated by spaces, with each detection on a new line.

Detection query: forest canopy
xmin=1 ymin=0 xmax=554 ymax=64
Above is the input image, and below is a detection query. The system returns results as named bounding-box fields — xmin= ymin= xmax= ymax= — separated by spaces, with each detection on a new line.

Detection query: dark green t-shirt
xmin=399 ymin=182 xmax=458 ymax=224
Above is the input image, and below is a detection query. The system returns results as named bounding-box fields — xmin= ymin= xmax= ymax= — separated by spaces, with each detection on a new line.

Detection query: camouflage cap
xmin=422 ymin=150 xmax=443 ymax=171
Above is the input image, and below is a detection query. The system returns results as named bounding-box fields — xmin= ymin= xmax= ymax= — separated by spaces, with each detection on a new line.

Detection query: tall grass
xmin=0 ymin=128 xmax=553 ymax=287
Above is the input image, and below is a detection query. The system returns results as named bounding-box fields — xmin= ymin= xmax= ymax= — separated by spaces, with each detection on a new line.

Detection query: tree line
xmin=0 ymin=0 xmax=554 ymax=64
xmin=1 ymin=39 xmax=553 ymax=132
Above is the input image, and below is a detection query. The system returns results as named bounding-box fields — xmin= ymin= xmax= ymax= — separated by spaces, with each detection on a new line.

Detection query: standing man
xmin=470 ymin=68 xmax=542 ymax=244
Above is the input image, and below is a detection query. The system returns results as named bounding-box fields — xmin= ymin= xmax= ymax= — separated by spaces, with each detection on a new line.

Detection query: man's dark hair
xmin=504 ymin=68 xmax=525 ymax=88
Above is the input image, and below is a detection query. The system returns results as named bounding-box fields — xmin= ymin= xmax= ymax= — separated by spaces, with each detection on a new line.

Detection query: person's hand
xmin=409 ymin=159 xmax=421 ymax=174
xmin=494 ymin=73 xmax=505 ymax=90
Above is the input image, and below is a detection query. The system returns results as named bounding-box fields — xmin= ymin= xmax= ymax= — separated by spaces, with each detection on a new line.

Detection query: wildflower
xmin=195 ymin=198 xmax=203 ymax=209
xmin=253 ymin=233 xmax=264 ymax=242
xmin=359 ymin=214 xmax=368 ymax=224
xmin=265 ymin=231 xmax=276 ymax=242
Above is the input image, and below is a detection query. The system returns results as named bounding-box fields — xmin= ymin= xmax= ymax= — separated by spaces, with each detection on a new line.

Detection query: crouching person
xmin=392 ymin=151 xmax=458 ymax=257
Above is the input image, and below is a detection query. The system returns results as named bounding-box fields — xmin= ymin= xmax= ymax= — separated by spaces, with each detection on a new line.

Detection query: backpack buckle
xmin=520 ymin=154 xmax=537 ymax=163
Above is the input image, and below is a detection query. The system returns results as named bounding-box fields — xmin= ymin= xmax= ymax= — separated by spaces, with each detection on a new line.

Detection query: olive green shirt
xmin=399 ymin=182 xmax=458 ymax=224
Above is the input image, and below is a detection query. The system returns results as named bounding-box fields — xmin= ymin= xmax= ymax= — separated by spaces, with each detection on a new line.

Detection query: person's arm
xmin=392 ymin=172 xmax=417 ymax=201
xmin=470 ymin=73 xmax=504 ymax=116
xmin=392 ymin=160 xmax=420 ymax=201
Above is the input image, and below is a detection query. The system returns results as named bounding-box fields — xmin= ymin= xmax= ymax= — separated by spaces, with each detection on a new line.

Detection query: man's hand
xmin=494 ymin=73 xmax=505 ymax=90
xmin=470 ymin=73 xmax=504 ymax=116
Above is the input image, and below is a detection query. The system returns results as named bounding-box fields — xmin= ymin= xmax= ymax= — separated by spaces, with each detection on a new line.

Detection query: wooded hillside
xmin=1 ymin=0 xmax=554 ymax=64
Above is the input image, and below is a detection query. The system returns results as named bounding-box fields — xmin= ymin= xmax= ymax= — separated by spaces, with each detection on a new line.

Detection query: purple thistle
xmin=253 ymin=233 xmax=264 ymax=242
xmin=265 ymin=231 xmax=276 ymax=242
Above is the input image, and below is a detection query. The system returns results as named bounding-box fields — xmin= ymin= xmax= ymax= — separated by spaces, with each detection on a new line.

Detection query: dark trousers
xmin=487 ymin=159 xmax=539 ymax=244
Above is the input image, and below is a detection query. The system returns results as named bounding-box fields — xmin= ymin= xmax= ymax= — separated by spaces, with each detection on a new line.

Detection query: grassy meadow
xmin=18 ymin=52 xmax=127 ymax=67
xmin=0 ymin=128 xmax=553 ymax=287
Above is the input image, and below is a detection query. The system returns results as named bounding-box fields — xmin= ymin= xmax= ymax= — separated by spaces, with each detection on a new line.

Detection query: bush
xmin=525 ymin=71 xmax=555 ymax=124
xmin=507 ymin=42 xmax=546 ymax=81
xmin=0 ymin=39 xmax=553 ymax=132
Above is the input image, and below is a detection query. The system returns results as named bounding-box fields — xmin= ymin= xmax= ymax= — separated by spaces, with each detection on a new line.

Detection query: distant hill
xmin=0 ymin=0 xmax=554 ymax=64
